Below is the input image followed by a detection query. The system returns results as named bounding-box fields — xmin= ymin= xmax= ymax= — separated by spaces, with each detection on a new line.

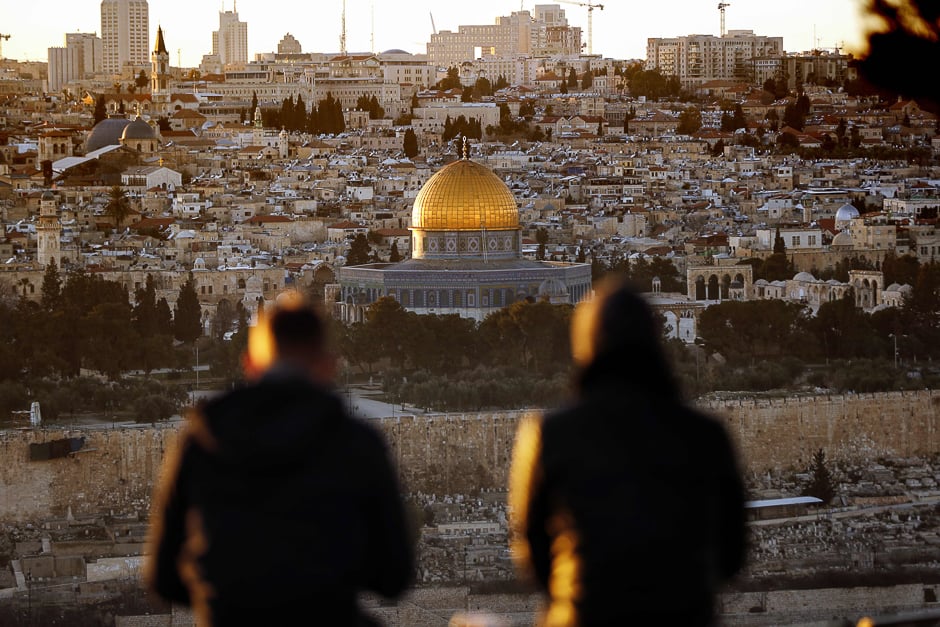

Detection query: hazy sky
xmin=2 ymin=0 xmax=876 ymax=67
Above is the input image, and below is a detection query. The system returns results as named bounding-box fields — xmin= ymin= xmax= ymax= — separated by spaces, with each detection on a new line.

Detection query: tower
xmin=213 ymin=3 xmax=248 ymax=68
xmin=36 ymin=191 xmax=62 ymax=269
xmin=100 ymin=0 xmax=150 ymax=75
xmin=253 ymin=105 xmax=264 ymax=145
xmin=151 ymin=25 xmax=170 ymax=109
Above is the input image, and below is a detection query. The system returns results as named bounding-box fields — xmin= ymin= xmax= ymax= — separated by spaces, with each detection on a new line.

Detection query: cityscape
xmin=0 ymin=0 xmax=939 ymax=625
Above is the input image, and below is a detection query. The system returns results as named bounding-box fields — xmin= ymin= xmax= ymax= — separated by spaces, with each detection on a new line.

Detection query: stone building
xmin=335 ymin=147 xmax=592 ymax=322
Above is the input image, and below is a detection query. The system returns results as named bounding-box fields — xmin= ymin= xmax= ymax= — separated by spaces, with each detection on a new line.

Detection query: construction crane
xmin=430 ymin=12 xmax=437 ymax=35
xmin=718 ymin=2 xmax=730 ymax=37
xmin=557 ymin=1 xmax=604 ymax=55
xmin=0 ymin=34 xmax=9 ymax=60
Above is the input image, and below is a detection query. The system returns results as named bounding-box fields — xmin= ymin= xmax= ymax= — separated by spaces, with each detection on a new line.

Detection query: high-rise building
xmin=48 ymin=33 xmax=102 ymax=92
xmin=213 ymin=4 xmax=249 ymax=68
xmin=100 ymin=0 xmax=150 ymax=75
xmin=278 ymin=33 xmax=302 ymax=55
xmin=427 ymin=4 xmax=581 ymax=69
xmin=646 ymin=30 xmax=783 ymax=89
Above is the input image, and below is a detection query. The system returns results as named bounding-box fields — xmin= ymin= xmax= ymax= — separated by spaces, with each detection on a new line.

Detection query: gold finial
xmin=462 ymin=136 xmax=470 ymax=160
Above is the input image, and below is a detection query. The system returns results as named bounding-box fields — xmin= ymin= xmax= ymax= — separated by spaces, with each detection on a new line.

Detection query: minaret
xmin=151 ymin=25 xmax=170 ymax=109
xmin=36 ymin=191 xmax=61 ymax=268
xmin=253 ymin=106 xmax=264 ymax=145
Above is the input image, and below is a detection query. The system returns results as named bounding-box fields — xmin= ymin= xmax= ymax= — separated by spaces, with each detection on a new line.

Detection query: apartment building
xmin=646 ymin=30 xmax=783 ymax=89
xmin=100 ymin=0 xmax=149 ymax=75
xmin=428 ymin=5 xmax=581 ymax=68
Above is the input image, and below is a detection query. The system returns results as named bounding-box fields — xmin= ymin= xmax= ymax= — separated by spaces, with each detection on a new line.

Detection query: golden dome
xmin=412 ymin=159 xmax=519 ymax=231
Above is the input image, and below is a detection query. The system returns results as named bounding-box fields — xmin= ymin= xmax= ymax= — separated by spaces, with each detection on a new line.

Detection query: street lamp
xmin=888 ymin=333 xmax=904 ymax=369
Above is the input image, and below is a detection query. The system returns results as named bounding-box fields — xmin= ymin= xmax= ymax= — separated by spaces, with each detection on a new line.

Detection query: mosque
xmin=334 ymin=145 xmax=593 ymax=322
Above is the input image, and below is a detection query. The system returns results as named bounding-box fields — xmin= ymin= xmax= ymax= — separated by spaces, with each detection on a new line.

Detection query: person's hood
xmin=195 ymin=372 xmax=344 ymax=469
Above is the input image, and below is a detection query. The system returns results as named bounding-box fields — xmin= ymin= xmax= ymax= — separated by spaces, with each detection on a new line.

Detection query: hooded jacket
xmin=146 ymin=369 xmax=413 ymax=625
xmin=509 ymin=284 xmax=746 ymax=627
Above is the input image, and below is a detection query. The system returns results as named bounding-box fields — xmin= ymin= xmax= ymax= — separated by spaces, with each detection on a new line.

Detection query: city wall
xmin=0 ymin=390 xmax=937 ymax=523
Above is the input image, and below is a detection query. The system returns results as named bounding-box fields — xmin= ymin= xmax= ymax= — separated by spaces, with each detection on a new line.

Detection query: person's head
xmin=570 ymin=275 xmax=678 ymax=397
xmin=243 ymin=292 xmax=336 ymax=384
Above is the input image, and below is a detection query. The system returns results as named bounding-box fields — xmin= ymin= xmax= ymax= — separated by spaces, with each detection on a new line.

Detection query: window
xmin=791 ymin=236 xmax=801 ymax=246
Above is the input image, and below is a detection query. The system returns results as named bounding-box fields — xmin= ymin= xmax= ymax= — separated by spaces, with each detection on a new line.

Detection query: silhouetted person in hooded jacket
xmin=146 ymin=296 xmax=413 ymax=626
xmin=509 ymin=276 xmax=746 ymax=626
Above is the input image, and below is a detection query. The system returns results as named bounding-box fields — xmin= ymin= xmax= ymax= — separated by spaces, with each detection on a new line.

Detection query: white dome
xmin=831 ymin=231 xmax=854 ymax=248
xmin=793 ymin=271 xmax=816 ymax=282
xmin=835 ymin=203 xmax=860 ymax=222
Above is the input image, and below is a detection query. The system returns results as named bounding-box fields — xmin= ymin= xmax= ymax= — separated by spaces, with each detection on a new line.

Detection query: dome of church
xmin=831 ymin=231 xmax=854 ymax=248
xmin=85 ymin=117 xmax=132 ymax=153
xmin=835 ymin=203 xmax=860 ymax=222
xmin=411 ymin=158 xmax=519 ymax=231
xmin=121 ymin=118 xmax=156 ymax=141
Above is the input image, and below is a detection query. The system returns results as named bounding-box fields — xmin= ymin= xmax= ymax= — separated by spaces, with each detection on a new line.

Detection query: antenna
xmin=177 ymin=48 xmax=181 ymax=67
xmin=340 ymin=0 xmax=347 ymax=56
xmin=371 ymin=3 xmax=375 ymax=53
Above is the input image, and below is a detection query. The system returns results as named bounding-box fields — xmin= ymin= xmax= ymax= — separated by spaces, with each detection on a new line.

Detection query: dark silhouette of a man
xmin=509 ymin=277 xmax=746 ymax=626
xmin=146 ymin=297 xmax=413 ymax=626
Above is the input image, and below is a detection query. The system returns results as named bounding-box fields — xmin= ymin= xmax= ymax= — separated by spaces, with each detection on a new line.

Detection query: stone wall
xmin=0 ymin=391 xmax=937 ymax=522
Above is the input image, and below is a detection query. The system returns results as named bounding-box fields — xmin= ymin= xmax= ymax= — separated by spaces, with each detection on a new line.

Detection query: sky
xmin=1 ymin=0 xmax=878 ymax=67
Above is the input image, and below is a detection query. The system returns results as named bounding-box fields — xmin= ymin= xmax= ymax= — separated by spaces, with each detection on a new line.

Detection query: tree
xmin=40 ymin=259 xmax=62 ymax=311
xmin=581 ymin=70 xmax=593 ymax=90
xmin=567 ymin=68 xmax=578 ymax=89
xmin=677 ymin=107 xmax=703 ymax=134
xmin=436 ymin=66 xmax=461 ymax=90
xmin=135 ymin=70 xmax=149 ymax=90
xmin=251 ymin=91 xmax=259 ymax=116
xmin=494 ymin=75 xmax=509 ymax=91
xmin=802 ymin=449 xmax=835 ymax=504
xmin=403 ymin=128 xmax=418 ymax=158
xmin=535 ymin=227 xmax=549 ymax=261
xmin=173 ymin=274 xmax=202 ymax=343
xmin=345 ymin=233 xmax=373 ymax=266
xmin=105 ymin=185 xmax=133 ymax=231
xmin=473 ymin=77 xmax=492 ymax=98
xmin=461 ymin=85 xmax=474 ymax=102
xmin=389 ymin=241 xmax=402 ymax=262
xmin=93 ymin=95 xmax=107 ymax=124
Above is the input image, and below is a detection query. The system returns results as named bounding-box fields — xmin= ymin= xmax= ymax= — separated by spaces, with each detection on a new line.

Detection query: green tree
xmin=345 ymin=233 xmax=373 ymax=266
xmin=389 ymin=241 xmax=402 ymax=262
xmin=93 ymin=94 xmax=107 ymax=124
xmin=802 ymin=449 xmax=835 ymax=504
xmin=436 ymin=66 xmax=461 ymax=90
xmin=105 ymin=185 xmax=133 ymax=231
xmin=173 ymin=274 xmax=202 ymax=343
xmin=535 ymin=227 xmax=549 ymax=261
xmin=581 ymin=70 xmax=593 ymax=90
xmin=677 ymin=107 xmax=703 ymax=134
xmin=567 ymin=67 xmax=578 ymax=89
xmin=40 ymin=259 xmax=62 ymax=311
xmin=135 ymin=70 xmax=149 ymax=90
xmin=473 ymin=77 xmax=492 ymax=98
xmin=403 ymin=128 xmax=418 ymax=158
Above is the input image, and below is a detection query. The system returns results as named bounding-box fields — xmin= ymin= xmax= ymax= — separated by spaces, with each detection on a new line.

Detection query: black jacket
xmin=510 ymin=362 xmax=746 ymax=626
xmin=146 ymin=370 xmax=413 ymax=626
